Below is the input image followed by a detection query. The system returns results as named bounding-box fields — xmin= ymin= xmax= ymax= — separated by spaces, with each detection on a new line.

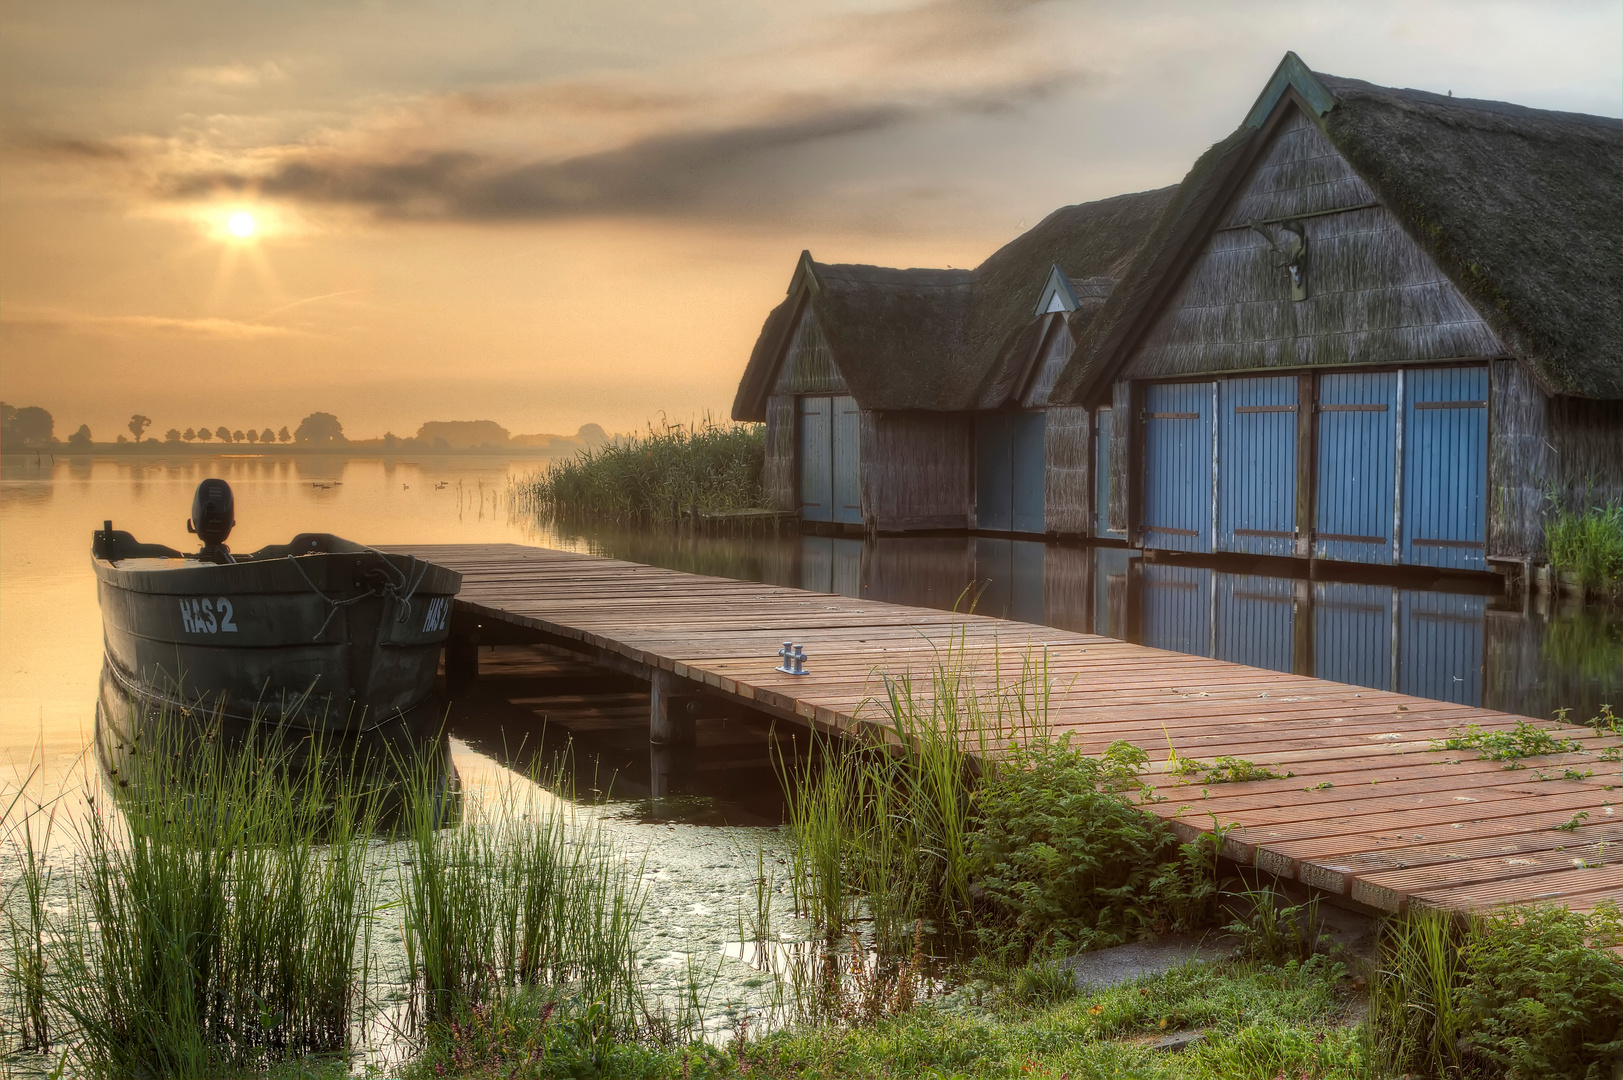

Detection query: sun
xmin=227 ymin=211 xmax=257 ymax=238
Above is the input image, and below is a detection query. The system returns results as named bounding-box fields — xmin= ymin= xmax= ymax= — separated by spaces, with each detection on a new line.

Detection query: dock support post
xmin=649 ymin=669 xmax=695 ymax=746
xmin=445 ymin=628 xmax=479 ymax=695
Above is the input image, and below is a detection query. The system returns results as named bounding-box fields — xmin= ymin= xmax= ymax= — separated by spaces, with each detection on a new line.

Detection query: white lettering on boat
xmin=178 ymin=597 xmax=239 ymax=634
xmin=422 ymin=596 xmax=450 ymax=633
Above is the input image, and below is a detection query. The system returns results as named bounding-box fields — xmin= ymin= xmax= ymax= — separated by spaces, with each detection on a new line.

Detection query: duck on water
xmin=93 ymin=478 xmax=463 ymax=733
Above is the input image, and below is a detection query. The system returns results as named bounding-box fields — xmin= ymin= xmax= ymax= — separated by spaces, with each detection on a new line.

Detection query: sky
xmin=2 ymin=0 xmax=1619 ymax=442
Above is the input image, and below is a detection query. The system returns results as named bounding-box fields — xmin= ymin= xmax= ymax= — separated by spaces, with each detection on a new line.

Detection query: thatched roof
xmin=1055 ymin=53 xmax=1623 ymax=404
xmin=731 ymin=188 xmax=1173 ymax=421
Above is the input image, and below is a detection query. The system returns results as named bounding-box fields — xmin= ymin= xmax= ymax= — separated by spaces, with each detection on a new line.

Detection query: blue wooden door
xmin=1012 ymin=412 xmax=1046 ymax=534
xmin=1143 ymin=382 xmax=1214 ymax=553
xmin=1142 ymin=564 xmax=1212 ymax=657
xmin=1315 ymin=372 xmax=1397 ymax=565
xmin=1312 ymin=582 xmax=1394 ymax=691
xmin=975 ymin=414 xmax=1013 ymax=532
xmin=832 ymin=395 xmax=863 ymax=525
xmin=1218 ymin=377 xmax=1297 ymax=556
xmin=1398 ymin=590 xmax=1484 ymax=706
xmin=799 ymin=397 xmax=832 ymax=522
xmin=1401 ymin=367 xmax=1487 ymax=570
xmin=1094 ymin=408 xmax=1123 ymax=539
xmin=1215 ymin=573 xmax=1295 ymax=674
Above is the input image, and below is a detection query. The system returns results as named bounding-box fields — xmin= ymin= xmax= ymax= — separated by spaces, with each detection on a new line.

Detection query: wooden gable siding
xmin=860 ymin=411 xmax=972 ymax=531
xmin=1124 ymin=109 xmax=1505 ymax=380
xmin=774 ymin=308 xmax=846 ymax=395
xmin=1044 ymin=406 xmax=1090 ymax=534
xmin=763 ymin=394 xmax=796 ymax=511
xmin=1024 ymin=316 xmax=1073 ymax=407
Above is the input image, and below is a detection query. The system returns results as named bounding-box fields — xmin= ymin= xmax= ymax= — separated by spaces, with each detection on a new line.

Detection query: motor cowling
xmin=188 ymin=478 xmax=235 ymax=563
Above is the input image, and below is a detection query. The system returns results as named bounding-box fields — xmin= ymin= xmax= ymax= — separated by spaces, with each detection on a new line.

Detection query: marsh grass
xmin=5 ymin=712 xmax=389 ymax=1078
xmin=397 ymin=752 xmax=646 ymax=1033
xmin=780 ymin=632 xmax=1047 ymax=953
xmin=1545 ymin=500 xmax=1623 ymax=592
xmin=514 ymin=417 xmax=765 ymax=524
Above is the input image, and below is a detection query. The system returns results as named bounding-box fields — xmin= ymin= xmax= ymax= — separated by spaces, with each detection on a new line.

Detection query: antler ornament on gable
xmin=1249 ymin=219 xmax=1309 ymax=302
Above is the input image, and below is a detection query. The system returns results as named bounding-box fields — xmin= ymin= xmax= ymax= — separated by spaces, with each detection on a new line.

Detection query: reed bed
xmin=398 ymin=754 xmax=646 ymax=1032
xmin=1545 ymin=500 xmax=1623 ymax=593
xmin=0 ymin=703 xmax=653 ymax=1078
xmin=513 ymin=416 xmax=765 ymax=524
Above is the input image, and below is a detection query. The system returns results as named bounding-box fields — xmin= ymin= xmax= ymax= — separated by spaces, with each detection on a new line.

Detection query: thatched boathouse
xmin=1054 ymin=53 xmax=1623 ymax=575
xmin=731 ymin=189 xmax=1171 ymax=534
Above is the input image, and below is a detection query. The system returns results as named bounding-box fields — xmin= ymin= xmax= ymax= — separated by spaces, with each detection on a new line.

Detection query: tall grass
xmin=398 ymin=754 xmax=646 ymax=1032
xmin=24 ymin=714 xmax=386 ymax=1077
xmin=1545 ymin=500 xmax=1623 ymax=591
xmin=0 ymin=700 xmax=655 ymax=1077
xmin=514 ymin=416 xmax=765 ymax=524
xmin=781 ymin=632 xmax=1049 ymax=957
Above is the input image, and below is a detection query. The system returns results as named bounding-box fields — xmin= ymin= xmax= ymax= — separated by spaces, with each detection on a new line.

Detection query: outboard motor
xmin=187 ymin=478 xmax=236 ymax=564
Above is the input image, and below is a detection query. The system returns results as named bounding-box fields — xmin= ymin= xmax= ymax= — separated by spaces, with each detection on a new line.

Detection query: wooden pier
xmin=391 ymin=543 xmax=1622 ymax=917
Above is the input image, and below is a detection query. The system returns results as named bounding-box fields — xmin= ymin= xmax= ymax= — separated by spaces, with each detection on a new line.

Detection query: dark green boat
xmin=93 ymin=479 xmax=462 ymax=731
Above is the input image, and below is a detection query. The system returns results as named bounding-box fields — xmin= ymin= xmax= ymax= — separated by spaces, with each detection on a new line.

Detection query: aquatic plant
xmin=1545 ymin=500 xmax=1623 ymax=592
xmin=32 ymin=713 xmax=385 ymax=1077
xmin=397 ymin=752 xmax=646 ymax=1032
xmin=513 ymin=416 xmax=765 ymax=524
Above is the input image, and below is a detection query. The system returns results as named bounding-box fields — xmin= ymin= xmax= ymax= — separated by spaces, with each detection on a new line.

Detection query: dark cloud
xmin=161 ymin=73 xmax=1076 ymax=220
xmin=9 ymin=132 xmax=131 ymax=161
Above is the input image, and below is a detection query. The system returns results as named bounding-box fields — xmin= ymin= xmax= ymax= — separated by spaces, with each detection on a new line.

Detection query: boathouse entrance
xmin=798 ymin=394 xmax=862 ymax=525
xmin=974 ymin=411 xmax=1045 ymax=533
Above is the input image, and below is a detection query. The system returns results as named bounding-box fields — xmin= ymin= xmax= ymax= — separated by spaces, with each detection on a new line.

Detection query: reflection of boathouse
xmin=734 ymin=54 xmax=1622 ymax=579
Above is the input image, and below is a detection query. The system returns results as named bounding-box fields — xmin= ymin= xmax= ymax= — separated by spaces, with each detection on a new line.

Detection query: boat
xmin=93 ymin=478 xmax=462 ymax=731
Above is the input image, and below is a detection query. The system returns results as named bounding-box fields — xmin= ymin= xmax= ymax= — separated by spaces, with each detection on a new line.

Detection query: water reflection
xmin=94 ymin=661 xmax=461 ymax=831
xmin=562 ymin=525 xmax=1622 ymax=722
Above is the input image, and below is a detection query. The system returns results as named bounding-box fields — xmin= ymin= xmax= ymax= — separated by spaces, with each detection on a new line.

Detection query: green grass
xmin=513 ymin=417 xmax=765 ymax=524
xmin=398 ymin=753 xmax=646 ymax=1032
xmin=1545 ymin=501 xmax=1623 ymax=591
xmin=15 ymin=715 xmax=385 ymax=1078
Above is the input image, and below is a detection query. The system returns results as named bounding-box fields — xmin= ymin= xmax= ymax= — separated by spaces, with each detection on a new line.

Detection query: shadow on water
xmin=550 ymin=523 xmax=1622 ymax=723
xmin=445 ymin=646 xmax=807 ymax=826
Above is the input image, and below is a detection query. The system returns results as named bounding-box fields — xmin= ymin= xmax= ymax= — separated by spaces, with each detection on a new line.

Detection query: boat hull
xmin=94 ymin=532 xmax=461 ymax=731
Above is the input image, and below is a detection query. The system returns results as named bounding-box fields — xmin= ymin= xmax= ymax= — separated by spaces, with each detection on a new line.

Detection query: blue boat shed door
xmin=1401 ymin=367 xmax=1487 ymax=570
xmin=799 ymin=395 xmax=861 ymax=524
xmin=1315 ymin=372 xmax=1398 ymax=565
xmin=1218 ymin=377 xmax=1297 ymax=556
xmin=976 ymin=412 xmax=1045 ymax=534
xmin=1142 ymin=382 xmax=1214 ymax=553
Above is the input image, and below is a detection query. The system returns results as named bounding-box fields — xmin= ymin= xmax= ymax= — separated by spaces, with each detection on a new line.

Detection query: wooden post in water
xmin=648 ymin=669 xmax=695 ymax=746
xmin=444 ymin=627 xmax=479 ymax=694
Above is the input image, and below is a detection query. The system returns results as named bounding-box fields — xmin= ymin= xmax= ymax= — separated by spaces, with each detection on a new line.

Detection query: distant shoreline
xmin=1 ymin=442 xmax=581 ymax=459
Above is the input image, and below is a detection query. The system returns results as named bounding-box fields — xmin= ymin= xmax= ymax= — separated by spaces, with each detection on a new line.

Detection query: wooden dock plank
xmin=390 ymin=542 xmax=1623 ymax=918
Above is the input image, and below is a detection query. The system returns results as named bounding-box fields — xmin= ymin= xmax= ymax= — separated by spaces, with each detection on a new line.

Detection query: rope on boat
xmin=287 ymin=552 xmax=428 ymax=636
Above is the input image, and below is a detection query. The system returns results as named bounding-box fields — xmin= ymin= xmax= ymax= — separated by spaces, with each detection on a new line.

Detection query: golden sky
xmin=2 ymin=0 xmax=1618 ymax=441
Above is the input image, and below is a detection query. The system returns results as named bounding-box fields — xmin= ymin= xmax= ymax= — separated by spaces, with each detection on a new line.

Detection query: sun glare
xmin=227 ymin=211 xmax=257 ymax=238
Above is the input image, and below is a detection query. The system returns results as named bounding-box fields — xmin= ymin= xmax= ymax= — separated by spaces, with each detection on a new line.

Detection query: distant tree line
xmin=1 ymin=404 xmax=348 ymax=449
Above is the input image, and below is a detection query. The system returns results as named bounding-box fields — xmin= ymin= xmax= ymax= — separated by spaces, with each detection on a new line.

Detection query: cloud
xmin=34 ymin=0 xmax=1085 ymax=223
xmin=3 ymin=308 xmax=300 ymax=340
xmin=164 ymin=76 xmax=1074 ymax=220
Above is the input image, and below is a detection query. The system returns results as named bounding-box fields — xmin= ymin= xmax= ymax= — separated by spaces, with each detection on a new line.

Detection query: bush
xmin=515 ymin=417 xmax=764 ymax=524
xmin=969 ymin=737 xmax=1224 ymax=960
xmin=1369 ymin=902 xmax=1623 ymax=1080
